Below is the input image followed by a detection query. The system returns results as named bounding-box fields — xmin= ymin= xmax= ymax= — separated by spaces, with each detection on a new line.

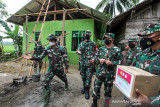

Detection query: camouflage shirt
xmin=32 ymin=45 xmax=69 ymax=71
xmin=132 ymin=48 xmax=160 ymax=75
xmin=96 ymin=45 xmax=122 ymax=76
xmin=34 ymin=45 xmax=45 ymax=57
xmin=126 ymin=47 xmax=141 ymax=66
xmin=78 ymin=40 xmax=97 ymax=66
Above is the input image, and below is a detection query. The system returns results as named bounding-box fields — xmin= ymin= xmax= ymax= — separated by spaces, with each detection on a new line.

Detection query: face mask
xmin=105 ymin=39 xmax=111 ymax=45
xmin=140 ymin=38 xmax=155 ymax=50
xmin=129 ymin=43 xmax=135 ymax=48
xmin=86 ymin=35 xmax=90 ymax=40
xmin=49 ymin=42 xmax=55 ymax=46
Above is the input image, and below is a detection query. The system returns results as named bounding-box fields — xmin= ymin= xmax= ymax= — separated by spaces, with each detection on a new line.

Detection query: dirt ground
xmin=0 ymin=60 xmax=129 ymax=107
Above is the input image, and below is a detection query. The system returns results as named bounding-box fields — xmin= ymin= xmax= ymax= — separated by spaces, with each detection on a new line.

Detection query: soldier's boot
xmin=91 ymin=99 xmax=97 ymax=107
xmin=64 ymin=81 xmax=68 ymax=91
xmin=104 ymin=97 xmax=111 ymax=107
xmin=39 ymin=64 xmax=43 ymax=74
xmin=34 ymin=67 xmax=37 ymax=74
xmin=81 ymin=86 xmax=85 ymax=94
xmin=39 ymin=89 xmax=51 ymax=107
xmin=85 ymin=87 xmax=90 ymax=99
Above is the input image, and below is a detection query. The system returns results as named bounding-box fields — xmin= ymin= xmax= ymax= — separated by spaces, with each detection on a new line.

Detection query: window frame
xmin=71 ymin=30 xmax=85 ymax=51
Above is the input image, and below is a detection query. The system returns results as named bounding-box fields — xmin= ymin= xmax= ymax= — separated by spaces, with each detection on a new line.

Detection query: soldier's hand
xmin=65 ymin=69 xmax=68 ymax=74
xmin=23 ymin=54 xmax=32 ymax=59
xmin=99 ymin=59 xmax=105 ymax=64
xmin=105 ymin=60 xmax=113 ymax=65
xmin=76 ymin=50 xmax=81 ymax=55
xmin=129 ymin=89 xmax=151 ymax=104
xmin=89 ymin=58 xmax=95 ymax=63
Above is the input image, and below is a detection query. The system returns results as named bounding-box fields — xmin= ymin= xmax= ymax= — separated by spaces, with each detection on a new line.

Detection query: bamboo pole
xmin=14 ymin=8 xmax=87 ymax=17
xmin=60 ymin=8 xmax=66 ymax=46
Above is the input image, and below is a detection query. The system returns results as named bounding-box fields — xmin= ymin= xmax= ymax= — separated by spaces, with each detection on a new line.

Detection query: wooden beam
xmin=54 ymin=0 xmax=56 ymax=20
xmin=35 ymin=0 xmax=42 ymax=6
xmin=14 ymin=8 xmax=87 ymax=17
xmin=25 ymin=15 xmax=28 ymax=54
xmin=91 ymin=8 xmax=94 ymax=16
xmin=60 ymin=9 xmax=66 ymax=46
xmin=67 ymin=12 xmax=73 ymax=20
xmin=76 ymin=2 xmax=81 ymax=9
xmin=24 ymin=8 xmax=34 ymax=13
xmin=57 ymin=0 xmax=103 ymax=22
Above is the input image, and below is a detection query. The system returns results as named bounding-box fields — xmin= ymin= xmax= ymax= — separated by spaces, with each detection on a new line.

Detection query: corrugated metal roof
xmin=7 ymin=0 xmax=106 ymax=25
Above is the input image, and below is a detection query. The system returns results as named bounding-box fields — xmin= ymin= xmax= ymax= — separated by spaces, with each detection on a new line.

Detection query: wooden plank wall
xmin=125 ymin=1 xmax=160 ymax=40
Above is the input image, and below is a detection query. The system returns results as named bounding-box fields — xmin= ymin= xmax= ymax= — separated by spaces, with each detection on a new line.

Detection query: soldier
xmin=76 ymin=30 xmax=98 ymax=99
xmin=131 ymin=24 xmax=160 ymax=106
xmin=121 ymin=43 xmax=130 ymax=65
xmin=125 ymin=37 xmax=141 ymax=66
xmin=33 ymin=41 xmax=44 ymax=74
xmin=23 ymin=34 xmax=69 ymax=107
xmin=91 ymin=33 xmax=122 ymax=107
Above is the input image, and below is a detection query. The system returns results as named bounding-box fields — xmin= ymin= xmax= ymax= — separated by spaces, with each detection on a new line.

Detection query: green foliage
xmin=0 ymin=0 xmax=9 ymax=18
xmin=3 ymin=45 xmax=15 ymax=53
xmin=0 ymin=20 xmax=23 ymax=57
xmin=96 ymin=0 xmax=140 ymax=18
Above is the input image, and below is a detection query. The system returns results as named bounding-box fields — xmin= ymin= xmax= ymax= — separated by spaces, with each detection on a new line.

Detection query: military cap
xmin=103 ymin=33 xmax=115 ymax=39
xmin=128 ymin=37 xmax=138 ymax=42
xmin=85 ymin=30 xmax=91 ymax=36
xmin=46 ymin=34 xmax=57 ymax=40
xmin=138 ymin=24 xmax=160 ymax=36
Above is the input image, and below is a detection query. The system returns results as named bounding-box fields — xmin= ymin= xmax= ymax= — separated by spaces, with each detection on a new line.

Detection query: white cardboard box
xmin=115 ymin=65 xmax=160 ymax=98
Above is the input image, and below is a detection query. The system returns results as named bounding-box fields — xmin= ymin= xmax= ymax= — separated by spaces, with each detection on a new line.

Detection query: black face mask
xmin=129 ymin=43 xmax=135 ymax=48
xmin=140 ymin=38 xmax=155 ymax=50
xmin=105 ymin=39 xmax=111 ymax=45
xmin=86 ymin=35 xmax=90 ymax=40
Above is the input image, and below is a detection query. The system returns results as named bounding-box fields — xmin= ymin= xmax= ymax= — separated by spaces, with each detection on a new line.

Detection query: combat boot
xmin=39 ymin=89 xmax=51 ymax=107
xmin=104 ymin=97 xmax=111 ymax=107
xmin=81 ymin=86 xmax=85 ymax=94
xmin=91 ymin=99 xmax=97 ymax=107
xmin=64 ymin=81 xmax=68 ymax=91
xmin=85 ymin=87 xmax=90 ymax=99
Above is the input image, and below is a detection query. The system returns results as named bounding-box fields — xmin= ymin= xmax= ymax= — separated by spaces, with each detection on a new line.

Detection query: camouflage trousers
xmin=92 ymin=68 xmax=114 ymax=99
xmin=80 ymin=63 xmax=94 ymax=88
xmin=33 ymin=60 xmax=43 ymax=74
xmin=44 ymin=68 xmax=67 ymax=90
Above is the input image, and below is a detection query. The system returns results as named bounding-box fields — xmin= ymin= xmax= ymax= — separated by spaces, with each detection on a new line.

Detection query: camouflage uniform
xmin=124 ymin=38 xmax=142 ymax=66
xmin=33 ymin=41 xmax=44 ymax=74
xmin=32 ymin=45 xmax=69 ymax=90
xmin=132 ymin=24 xmax=160 ymax=106
xmin=132 ymin=48 xmax=160 ymax=75
xmin=92 ymin=33 xmax=122 ymax=99
xmin=78 ymin=40 xmax=97 ymax=88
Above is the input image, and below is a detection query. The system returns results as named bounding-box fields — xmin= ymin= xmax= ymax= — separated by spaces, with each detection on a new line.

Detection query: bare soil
xmin=0 ymin=61 xmax=128 ymax=107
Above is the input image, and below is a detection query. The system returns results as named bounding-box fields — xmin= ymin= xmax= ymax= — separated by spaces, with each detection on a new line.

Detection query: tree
xmin=0 ymin=0 xmax=9 ymax=18
xmin=0 ymin=19 xmax=23 ymax=57
xmin=96 ymin=0 xmax=140 ymax=18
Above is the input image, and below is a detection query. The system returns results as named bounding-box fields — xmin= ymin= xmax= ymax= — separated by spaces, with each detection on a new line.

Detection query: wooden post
xmin=54 ymin=0 xmax=56 ymax=20
xmin=25 ymin=15 xmax=28 ymax=53
xmin=60 ymin=9 xmax=66 ymax=46
xmin=25 ymin=15 xmax=28 ymax=65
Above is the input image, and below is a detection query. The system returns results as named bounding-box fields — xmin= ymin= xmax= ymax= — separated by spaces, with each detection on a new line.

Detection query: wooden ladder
xmin=19 ymin=0 xmax=51 ymax=76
